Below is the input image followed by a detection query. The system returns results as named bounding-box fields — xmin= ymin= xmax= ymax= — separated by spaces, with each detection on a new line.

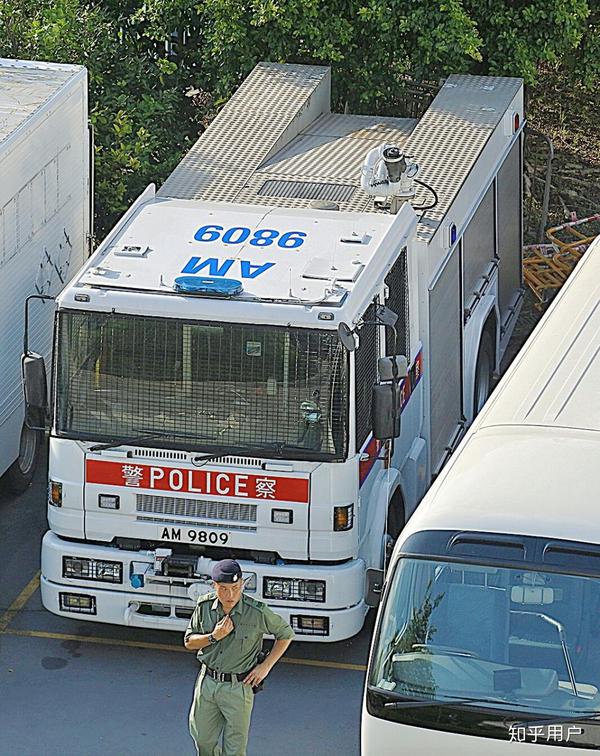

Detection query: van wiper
xmin=371 ymin=687 xmax=529 ymax=711
xmin=515 ymin=712 xmax=600 ymax=728
xmin=512 ymin=611 xmax=580 ymax=697
xmin=89 ymin=430 xmax=214 ymax=453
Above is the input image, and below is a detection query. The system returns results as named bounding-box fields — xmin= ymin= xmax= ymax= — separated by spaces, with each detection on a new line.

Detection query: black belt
xmin=202 ymin=664 xmax=250 ymax=683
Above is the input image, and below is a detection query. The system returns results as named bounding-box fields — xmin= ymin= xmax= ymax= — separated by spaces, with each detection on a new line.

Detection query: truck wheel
xmin=4 ymin=424 xmax=41 ymax=493
xmin=473 ymin=329 xmax=494 ymax=415
xmin=385 ymin=491 xmax=405 ymax=565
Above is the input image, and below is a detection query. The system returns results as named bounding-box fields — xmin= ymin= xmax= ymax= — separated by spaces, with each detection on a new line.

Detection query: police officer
xmin=184 ymin=559 xmax=294 ymax=756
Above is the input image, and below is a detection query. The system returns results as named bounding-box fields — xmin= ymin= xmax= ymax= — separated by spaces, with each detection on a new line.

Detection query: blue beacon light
xmin=450 ymin=224 xmax=458 ymax=246
xmin=174 ymin=276 xmax=243 ymax=297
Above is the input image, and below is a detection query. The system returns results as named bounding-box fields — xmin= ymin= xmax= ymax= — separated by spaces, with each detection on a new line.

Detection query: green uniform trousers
xmin=189 ymin=668 xmax=254 ymax=756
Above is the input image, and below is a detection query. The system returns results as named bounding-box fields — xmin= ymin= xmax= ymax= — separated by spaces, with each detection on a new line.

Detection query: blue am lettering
xmin=181 ymin=257 xmax=275 ymax=279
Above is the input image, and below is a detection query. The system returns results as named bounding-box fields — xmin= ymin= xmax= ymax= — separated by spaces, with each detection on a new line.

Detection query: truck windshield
xmin=55 ymin=310 xmax=348 ymax=460
xmin=368 ymin=557 xmax=600 ymax=744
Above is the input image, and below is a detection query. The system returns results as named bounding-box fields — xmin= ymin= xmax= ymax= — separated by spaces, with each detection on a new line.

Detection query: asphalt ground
xmin=0 ymin=452 xmax=372 ymax=756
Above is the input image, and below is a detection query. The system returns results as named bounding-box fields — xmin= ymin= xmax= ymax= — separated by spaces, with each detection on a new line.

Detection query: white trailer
xmin=363 ymin=236 xmax=600 ymax=750
xmin=34 ymin=63 xmax=523 ymax=640
xmin=0 ymin=58 xmax=90 ymax=491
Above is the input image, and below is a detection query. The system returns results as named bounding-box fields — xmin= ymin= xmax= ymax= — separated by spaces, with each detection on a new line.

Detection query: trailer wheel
xmin=473 ymin=329 xmax=494 ymax=415
xmin=4 ymin=424 xmax=41 ymax=493
xmin=385 ymin=490 xmax=405 ymax=565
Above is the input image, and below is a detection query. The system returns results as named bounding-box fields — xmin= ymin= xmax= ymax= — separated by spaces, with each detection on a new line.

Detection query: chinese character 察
xmin=255 ymin=477 xmax=276 ymax=499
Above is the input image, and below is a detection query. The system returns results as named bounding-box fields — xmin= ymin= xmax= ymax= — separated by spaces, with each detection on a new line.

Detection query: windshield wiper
xmin=515 ymin=712 xmax=600 ymax=728
xmin=191 ymin=441 xmax=314 ymax=464
xmin=89 ymin=430 xmax=214 ymax=453
xmin=371 ymin=687 xmax=528 ymax=711
xmin=512 ymin=611 xmax=580 ymax=698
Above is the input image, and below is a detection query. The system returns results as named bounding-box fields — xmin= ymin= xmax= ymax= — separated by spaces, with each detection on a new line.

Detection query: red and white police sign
xmin=85 ymin=460 xmax=309 ymax=503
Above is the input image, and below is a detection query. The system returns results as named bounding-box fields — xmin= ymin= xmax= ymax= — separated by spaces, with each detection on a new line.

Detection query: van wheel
xmin=385 ymin=491 xmax=405 ymax=565
xmin=473 ymin=329 xmax=494 ymax=415
xmin=4 ymin=424 xmax=41 ymax=493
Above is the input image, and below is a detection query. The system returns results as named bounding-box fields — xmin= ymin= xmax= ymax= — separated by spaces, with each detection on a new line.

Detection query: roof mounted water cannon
xmin=361 ymin=143 xmax=420 ymax=213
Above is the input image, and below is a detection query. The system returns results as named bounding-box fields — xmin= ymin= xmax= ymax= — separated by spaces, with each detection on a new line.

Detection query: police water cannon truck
xmin=363 ymin=235 xmax=600 ymax=752
xmin=28 ymin=63 xmax=524 ymax=640
xmin=0 ymin=58 xmax=90 ymax=492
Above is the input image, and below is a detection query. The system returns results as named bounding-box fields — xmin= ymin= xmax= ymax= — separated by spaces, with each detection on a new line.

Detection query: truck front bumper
xmin=41 ymin=531 xmax=368 ymax=642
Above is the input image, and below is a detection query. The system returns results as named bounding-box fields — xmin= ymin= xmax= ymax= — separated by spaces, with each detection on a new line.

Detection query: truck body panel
xmin=0 ymin=58 xmax=89 ymax=480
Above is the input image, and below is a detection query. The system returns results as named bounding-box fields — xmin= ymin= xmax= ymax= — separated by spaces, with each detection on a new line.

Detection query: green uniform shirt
xmin=185 ymin=592 xmax=294 ymax=674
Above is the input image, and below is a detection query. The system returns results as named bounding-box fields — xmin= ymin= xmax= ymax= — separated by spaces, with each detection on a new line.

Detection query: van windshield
xmin=55 ymin=310 xmax=348 ymax=460
xmin=368 ymin=557 xmax=600 ymax=742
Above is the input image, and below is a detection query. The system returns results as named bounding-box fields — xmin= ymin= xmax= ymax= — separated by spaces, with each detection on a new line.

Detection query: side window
xmin=384 ymin=247 xmax=409 ymax=359
xmin=355 ymin=301 xmax=379 ymax=450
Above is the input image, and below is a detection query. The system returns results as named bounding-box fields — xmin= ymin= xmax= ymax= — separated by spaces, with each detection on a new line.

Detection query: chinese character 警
xmin=122 ymin=464 xmax=144 ymax=487
xmin=255 ymin=477 xmax=276 ymax=499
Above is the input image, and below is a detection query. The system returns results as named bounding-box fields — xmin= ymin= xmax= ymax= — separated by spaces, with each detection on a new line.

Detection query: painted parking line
xmin=0 ymin=574 xmax=366 ymax=672
xmin=2 ymin=628 xmax=366 ymax=671
xmin=0 ymin=570 xmax=41 ymax=632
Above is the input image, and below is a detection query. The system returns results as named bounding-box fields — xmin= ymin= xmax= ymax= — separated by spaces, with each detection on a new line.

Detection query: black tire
xmin=3 ymin=424 xmax=42 ymax=494
xmin=385 ymin=490 xmax=406 ymax=565
xmin=473 ymin=329 xmax=495 ymax=416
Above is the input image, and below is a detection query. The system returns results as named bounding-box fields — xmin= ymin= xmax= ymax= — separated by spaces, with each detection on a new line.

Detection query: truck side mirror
xmin=372 ymin=382 xmax=401 ymax=440
xmin=365 ymin=568 xmax=384 ymax=607
xmin=22 ymin=352 xmax=48 ymax=428
xmin=378 ymin=355 xmax=408 ymax=382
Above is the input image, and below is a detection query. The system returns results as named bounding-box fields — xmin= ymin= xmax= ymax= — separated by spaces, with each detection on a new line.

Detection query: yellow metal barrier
xmin=523 ymin=214 xmax=600 ymax=309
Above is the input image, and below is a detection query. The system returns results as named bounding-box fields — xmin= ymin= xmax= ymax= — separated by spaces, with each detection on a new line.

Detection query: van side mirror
xmin=22 ymin=352 xmax=48 ymax=428
xmin=365 ymin=568 xmax=384 ymax=607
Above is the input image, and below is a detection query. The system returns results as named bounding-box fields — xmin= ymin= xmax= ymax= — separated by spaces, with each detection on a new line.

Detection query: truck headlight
xmin=63 ymin=556 xmax=123 ymax=584
xmin=263 ymin=577 xmax=326 ymax=602
xmin=290 ymin=615 xmax=329 ymax=636
xmin=59 ymin=592 xmax=96 ymax=614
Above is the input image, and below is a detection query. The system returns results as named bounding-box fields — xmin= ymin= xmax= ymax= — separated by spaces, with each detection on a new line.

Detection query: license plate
xmin=159 ymin=526 xmax=230 ymax=545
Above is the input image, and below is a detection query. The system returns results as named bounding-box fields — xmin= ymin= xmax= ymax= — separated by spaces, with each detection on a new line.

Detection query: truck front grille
xmin=136 ymin=494 xmax=257 ymax=531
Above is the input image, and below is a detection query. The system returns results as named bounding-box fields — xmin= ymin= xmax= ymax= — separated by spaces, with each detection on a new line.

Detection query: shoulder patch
xmin=196 ymin=591 xmax=216 ymax=605
xmin=243 ymin=594 xmax=267 ymax=612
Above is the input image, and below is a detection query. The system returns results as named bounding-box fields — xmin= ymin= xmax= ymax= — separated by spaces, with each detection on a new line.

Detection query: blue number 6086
xmin=194 ymin=225 xmax=306 ymax=249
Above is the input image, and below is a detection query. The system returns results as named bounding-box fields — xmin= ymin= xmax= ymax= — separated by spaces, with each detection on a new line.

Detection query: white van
xmin=362 ymin=236 xmax=600 ymax=752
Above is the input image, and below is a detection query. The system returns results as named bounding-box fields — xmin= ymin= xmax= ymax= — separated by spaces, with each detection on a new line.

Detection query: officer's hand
xmin=243 ymin=661 xmax=271 ymax=687
xmin=213 ymin=615 xmax=234 ymax=641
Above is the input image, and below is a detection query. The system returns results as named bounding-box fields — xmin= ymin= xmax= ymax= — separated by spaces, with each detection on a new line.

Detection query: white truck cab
xmin=363 ymin=237 xmax=600 ymax=750
xmin=36 ymin=63 xmax=525 ymax=640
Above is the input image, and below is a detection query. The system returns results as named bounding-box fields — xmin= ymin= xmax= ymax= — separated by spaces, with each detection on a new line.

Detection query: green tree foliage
xmin=0 ymin=0 xmax=597 ymax=232
xmin=463 ymin=0 xmax=590 ymax=84
xmin=0 ymin=0 xmax=201 ymax=236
